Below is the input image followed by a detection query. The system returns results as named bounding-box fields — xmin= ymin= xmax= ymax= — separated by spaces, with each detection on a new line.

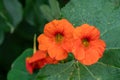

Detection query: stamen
xmin=82 ymin=38 xmax=89 ymax=47
xmin=55 ymin=33 xmax=63 ymax=42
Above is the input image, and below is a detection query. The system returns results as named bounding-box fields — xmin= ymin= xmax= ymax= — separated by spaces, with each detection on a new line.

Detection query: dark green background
xmin=0 ymin=0 xmax=69 ymax=80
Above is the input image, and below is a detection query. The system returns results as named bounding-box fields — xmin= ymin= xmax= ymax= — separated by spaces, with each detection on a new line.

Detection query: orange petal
xmin=55 ymin=19 xmax=65 ymax=33
xmin=61 ymin=19 xmax=74 ymax=38
xmin=44 ymin=19 xmax=74 ymax=38
xmin=72 ymin=39 xmax=85 ymax=60
xmin=80 ymin=48 xmax=100 ymax=65
xmin=75 ymin=24 xmax=100 ymax=40
xmin=44 ymin=20 xmax=59 ymax=37
xmin=28 ymin=50 xmax=47 ymax=63
xmin=26 ymin=58 xmax=33 ymax=74
xmin=60 ymin=19 xmax=74 ymax=52
xmin=52 ymin=19 xmax=74 ymax=35
xmin=82 ymin=24 xmax=100 ymax=40
xmin=72 ymin=46 xmax=85 ymax=60
xmin=55 ymin=50 xmax=68 ymax=60
xmin=37 ymin=34 xmax=52 ymax=50
xmin=45 ymin=57 xmax=58 ymax=64
xmin=37 ymin=60 xmax=47 ymax=69
xmin=62 ymin=38 xmax=74 ymax=52
xmin=48 ymin=44 xmax=68 ymax=60
xmin=73 ymin=26 xmax=82 ymax=39
xmin=90 ymin=39 xmax=106 ymax=56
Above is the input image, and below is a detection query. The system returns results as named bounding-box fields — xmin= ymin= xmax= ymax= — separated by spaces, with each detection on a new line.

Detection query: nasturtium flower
xmin=26 ymin=50 xmax=58 ymax=74
xmin=38 ymin=19 xmax=74 ymax=60
xmin=72 ymin=24 xmax=106 ymax=65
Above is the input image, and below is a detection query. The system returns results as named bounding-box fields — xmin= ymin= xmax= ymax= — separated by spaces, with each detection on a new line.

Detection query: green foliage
xmin=0 ymin=30 xmax=4 ymax=45
xmin=24 ymin=0 xmax=48 ymax=33
xmin=36 ymin=61 xmax=75 ymax=80
xmin=7 ymin=49 xmax=36 ymax=80
xmin=7 ymin=49 xmax=120 ymax=80
xmin=100 ymin=49 xmax=120 ymax=67
xmin=4 ymin=0 xmax=120 ymax=80
xmin=40 ymin=0 xmax=61 ymax=21
xmin=3 ymin=0 xmax=23 ymax=26
xmin=0 ymin=0 xmax=64 ymax=80
xmin=61 ymin=0 xmax=120 ymax=40
xmin=37 ymin=61 xmax=120 ymax=80
xmin=0 ymin=0 xmax=23 ymax=47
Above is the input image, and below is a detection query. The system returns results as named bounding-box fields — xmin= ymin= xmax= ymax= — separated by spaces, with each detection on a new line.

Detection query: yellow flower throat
xmin=55 ymin=33 xmax=63 ymax=42
xmin=82 ymin=38 xmax=89 ymax=47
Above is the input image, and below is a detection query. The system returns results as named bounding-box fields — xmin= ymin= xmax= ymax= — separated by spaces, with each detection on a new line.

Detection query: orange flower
xmin=72 ymin=24 xmax=106 ymax=65
xmin=38 ymin=19 xmax=74 ymax=60
xmin=26 ymin=50 xmax=58 ymax=74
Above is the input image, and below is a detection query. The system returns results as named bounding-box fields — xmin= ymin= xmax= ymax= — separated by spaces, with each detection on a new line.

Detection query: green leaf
xmin=0 ymin=0 xmax=14 ymax=33
xmin=30 ymin=0 xmax=119 ymax=79
xmin=7 ymin=0 xmax=120 ymax=80
xmin=40 ymin=5 xmax=54 ymax=21
xmin=79 ymin=62 xmax=120 ymax=80
xmin=40 ymin=0 xmax=61 ymax=21
xmin=7 ymin=49 xmax=36 ymax=80
xmin=36 ymin=61 xmax=120 ymax=80
xmin=3 ymin=0 xmax=23 ymax=26
xmin=0 ymin=13 xmax=14 ymax=33
xmin=0 ymin=30 xmax=4 ymax=45
xmin=24 ymin=0 xmax=47 ymax=33
xmin=61 ymin=0 xmax=120 ymax=50
xmin=99 ymin=49 xmax=120 ymax=68
xmin=49 ymin=0 xmax=61 ymax=19
xmin=61 ymin=0 xmax=120 ymax=79
xmin=0 ymin=0 xmax=4 ymax=11
xmin=36 ymin=61 xmax=75 ymax=80
xmin=101 ymin=26 xmax=120 ymax=49
xmin=24 ymin=0 xmax=36 ymax=26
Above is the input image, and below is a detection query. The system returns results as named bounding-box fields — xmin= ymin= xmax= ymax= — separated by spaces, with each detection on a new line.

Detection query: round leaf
xmin=7 ymin=49 xmax=36 ymax=80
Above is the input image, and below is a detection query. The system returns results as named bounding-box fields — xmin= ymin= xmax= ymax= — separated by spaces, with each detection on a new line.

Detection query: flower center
xmin=82 ymin=38 xmax=89 ymax=47
xmin=55 ymin=33 xmax=63 ymax=43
